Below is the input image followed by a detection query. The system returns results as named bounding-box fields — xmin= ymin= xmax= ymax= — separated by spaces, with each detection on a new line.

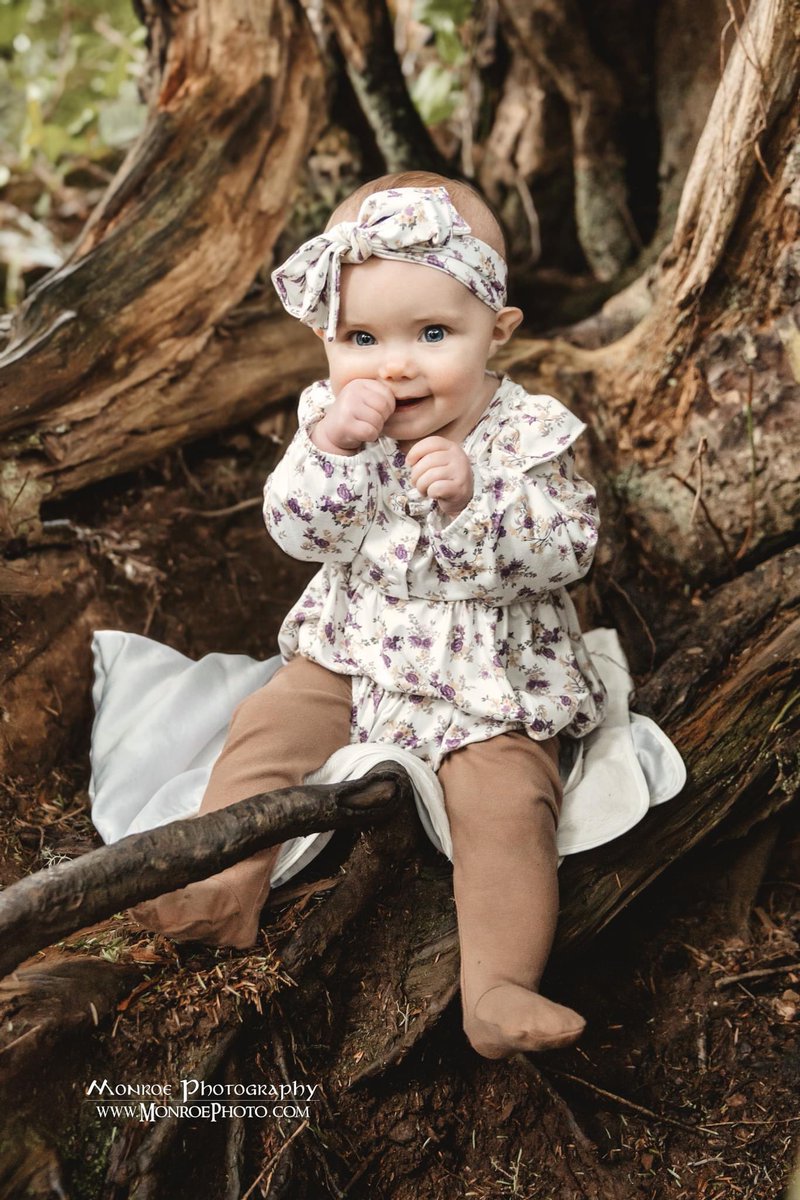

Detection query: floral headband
xmin=271 ymin=186 xmax=508 ymax=341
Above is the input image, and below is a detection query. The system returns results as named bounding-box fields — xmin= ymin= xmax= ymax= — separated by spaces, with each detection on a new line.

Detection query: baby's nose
xmin=378 ymin=349 xmax=416 ymax=380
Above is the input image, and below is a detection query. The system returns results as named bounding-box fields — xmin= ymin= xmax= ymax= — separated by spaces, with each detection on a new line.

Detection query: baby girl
xmin=133 ymin=171 xmax=607 ymax=1059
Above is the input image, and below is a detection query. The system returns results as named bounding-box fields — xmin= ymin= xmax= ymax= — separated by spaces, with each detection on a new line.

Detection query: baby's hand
xmin=405 ymin=437 xmax=473 ymax=517
xmin=311 ymin=379 xmax=396 ymax=455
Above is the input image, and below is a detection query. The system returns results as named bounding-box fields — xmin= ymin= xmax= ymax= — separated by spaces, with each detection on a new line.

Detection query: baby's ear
xmin=312 ymin=327 xmax=326 ymax=340
xmin=490 ymin=306 xmax=523 ymax=350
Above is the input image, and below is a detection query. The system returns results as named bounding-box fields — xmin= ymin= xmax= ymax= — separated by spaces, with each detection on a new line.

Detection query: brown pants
xmin=132 ymin=656 xmax=564 ymax=1052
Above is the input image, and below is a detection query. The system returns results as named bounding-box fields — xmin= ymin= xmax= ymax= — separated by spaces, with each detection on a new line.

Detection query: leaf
xmin=414 ymin=0 xmax=473 ymax=29
xmin=410 ymin=62 xmax=461 ymax=127
xmin=435 ymin=25 xmax=465 ymax=68
xmin=2 ymin=0 xmax=146 ymax=169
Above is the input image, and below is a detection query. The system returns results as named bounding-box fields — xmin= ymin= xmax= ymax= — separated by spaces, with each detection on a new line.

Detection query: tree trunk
xmin=0 ymin=0 xmax=326 ymax=541
xmin=321 ymin=0 xmax=448 ymax=174
xmin=1 ymin=0 xmax=798 ymax=1195
xmin=499 ymin=0 xmax=639 ymax=280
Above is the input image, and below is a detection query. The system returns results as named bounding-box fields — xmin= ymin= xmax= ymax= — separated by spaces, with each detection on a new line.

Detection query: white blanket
xmin=89 ymin=628 xmax=685 ymax=887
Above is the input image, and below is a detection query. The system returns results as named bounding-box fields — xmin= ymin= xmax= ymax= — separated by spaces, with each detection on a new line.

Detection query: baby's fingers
xmin=351 ymin=415 xmax=386 ymax=443
xmin=412 ymin=463 xmax=458 ymax=496
xmin=405 ymin=436 xmax=454 ymax=468
xmin=359 ymin=392 xmax=396 ymax=423
xmin=408 ymin=450 xmax=454 ymax=489
xmin=426 ymin=478 xmax=462 ymax=501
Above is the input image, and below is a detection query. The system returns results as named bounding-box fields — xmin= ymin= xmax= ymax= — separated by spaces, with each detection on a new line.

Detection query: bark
xmin=0 ymin=957 xmax=141 ymax=1079
xmin=665 ymin=0 xmax=797 ymax=305
xmin=1 ymin=548 xmax=107 ymax=782
xmin=476 ymin=42 xmax=555 ymax=266
xmin=651 ymin=0 xmax=732 ymax=251
xmin=499 ymin=0 xmax=639 ymax=279
xmin=321 ymin=0 xmax=448 ymax=174
xmin=0 ymin=766 xmax=414 ymax=980
xmin=0 ymin=305 xmax=324 ymax=536
xmin=0 ymin=0 xmax=798 ymax=1194
xmin=0 ymin=0 xmax=325 ymax=542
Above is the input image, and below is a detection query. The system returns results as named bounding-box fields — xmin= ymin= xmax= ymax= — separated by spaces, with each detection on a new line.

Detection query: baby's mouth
xmin=394 ymin=394 xmax=430 ymax=410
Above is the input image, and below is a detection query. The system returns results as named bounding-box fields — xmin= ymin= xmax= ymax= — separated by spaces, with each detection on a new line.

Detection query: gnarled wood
xmin=0 ymin=957 xmax=141 ymax=1079
xmin=499 ymin=0 xmax=638 ymax=279
xmin=667 ymin=0 xmax=799 ymax=305
xmin=0 ymin=0 xmax=325 ymax=541
xmin=0 ymin=766 xmax=414 ymax=980
xmin=0 ymin=304 xmax=323 ymax=526
xmin=322 ymin=0 xmax=447 ymax=174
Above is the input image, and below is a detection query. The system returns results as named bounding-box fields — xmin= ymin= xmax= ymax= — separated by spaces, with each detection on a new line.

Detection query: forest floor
xmin=2 ymin=417 xmax=798 ymax=1200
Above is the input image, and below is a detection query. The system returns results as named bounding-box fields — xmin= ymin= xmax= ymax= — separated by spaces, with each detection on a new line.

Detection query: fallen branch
xmin=543 ymin=1065 xmax=705 ymax=1135
xmin=0 ymin=765 xmax=414 ymax=980
xmin=714 ymin=961 xmax=800 ymax=989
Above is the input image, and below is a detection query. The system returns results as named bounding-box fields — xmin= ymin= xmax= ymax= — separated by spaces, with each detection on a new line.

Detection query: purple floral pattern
xmin=263 ymin=376 xmax=607 ymax=771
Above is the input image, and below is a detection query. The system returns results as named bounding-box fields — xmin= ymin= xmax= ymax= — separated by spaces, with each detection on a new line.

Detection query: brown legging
xmin=131 ymin=655 xmax=572 ymax=1054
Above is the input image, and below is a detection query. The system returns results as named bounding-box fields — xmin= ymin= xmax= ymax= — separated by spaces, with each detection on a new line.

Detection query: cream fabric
xmin=271 ymin=186 xmax=508 ymax=341
xmin=89 ymin=628 xmax=685 ymax=885
xmin=264 ymin=376 xmax=607 ymax=772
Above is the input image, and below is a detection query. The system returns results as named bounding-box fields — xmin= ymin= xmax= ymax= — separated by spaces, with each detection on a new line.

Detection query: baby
xmin=133 ymin=171 xmax=607 ymax=1059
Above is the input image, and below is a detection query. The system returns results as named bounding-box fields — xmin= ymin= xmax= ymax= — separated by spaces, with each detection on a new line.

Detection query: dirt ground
xmin=2 ymin=417 xmax=798 ymax=1199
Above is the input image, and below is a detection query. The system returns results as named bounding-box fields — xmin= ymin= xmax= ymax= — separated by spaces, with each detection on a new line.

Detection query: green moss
xmin=59 ymin=1112 xmax=119 ymax=1200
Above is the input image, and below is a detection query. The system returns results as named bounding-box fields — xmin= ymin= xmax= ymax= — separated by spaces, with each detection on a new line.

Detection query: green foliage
xmin=409 ymin=0 xmax=472 ymax=127
xmin=411 ymin=62 xmax=459 ymax=126
xmin=0 ymin=0 xmax=147 ymax=173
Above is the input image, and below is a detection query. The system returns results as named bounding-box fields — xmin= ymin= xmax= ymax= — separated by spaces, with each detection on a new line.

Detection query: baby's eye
xmin=350 ymin=330 xmax=376 ymax=347
xmin=421 ymin=325 xmax=446 ymax=344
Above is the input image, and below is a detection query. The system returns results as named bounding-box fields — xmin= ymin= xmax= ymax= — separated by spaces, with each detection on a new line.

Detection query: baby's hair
xmin=327 ymin=171 xmax=507 ymax=261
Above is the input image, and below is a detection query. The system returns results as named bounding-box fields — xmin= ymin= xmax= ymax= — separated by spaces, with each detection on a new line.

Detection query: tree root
xmin=0 ymin=764 xmax=415 ymax=980
xmin=103 ymin=1030 xmax=240 ymax=1200
xmin=281 ymin=805 xmax=421 ymax=978
xmin=0 ymin=956 xmax=140 ymax=1082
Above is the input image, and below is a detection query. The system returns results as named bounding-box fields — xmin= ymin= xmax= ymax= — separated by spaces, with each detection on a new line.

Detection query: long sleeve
xmin=271 ymin=376 xmax=607 ymax=754
xmin=263 ymin=381 xmax=379 ymax=563
xmin=424 ymin=431 xmax=599 ymax=606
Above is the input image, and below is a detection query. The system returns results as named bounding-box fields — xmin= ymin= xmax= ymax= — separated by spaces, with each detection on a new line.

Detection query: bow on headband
xmin=271 ymin=186 xmax=508 ymax=341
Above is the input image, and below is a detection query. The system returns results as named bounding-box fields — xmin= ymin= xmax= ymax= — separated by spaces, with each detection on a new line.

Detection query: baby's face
xmin=319 ymin=258 xmax=520 ymax=448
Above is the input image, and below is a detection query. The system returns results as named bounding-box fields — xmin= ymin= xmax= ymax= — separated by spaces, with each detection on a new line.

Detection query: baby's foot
xmin=130 ymin=876 xmax=258 ymax=949
xmin=465 ymin=983 xmax=586 ymax=1059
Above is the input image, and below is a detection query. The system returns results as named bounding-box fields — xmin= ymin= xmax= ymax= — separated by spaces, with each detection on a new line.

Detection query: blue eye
xmin=422 ymin=325 xmax=446 ymax=343
xmin=351 ymin=331 xmax=376 ymax=347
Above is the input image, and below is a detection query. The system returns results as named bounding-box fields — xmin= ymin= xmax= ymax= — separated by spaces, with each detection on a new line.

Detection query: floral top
xmin=263 ymin=376 xmax=607 ymax=771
